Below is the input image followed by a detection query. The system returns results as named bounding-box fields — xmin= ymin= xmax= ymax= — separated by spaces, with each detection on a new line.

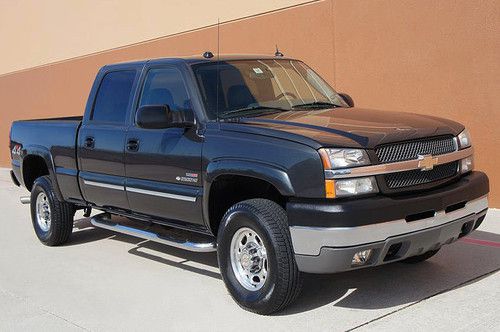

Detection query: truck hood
xmin=223 ymin=108 xmax=464 ymax=149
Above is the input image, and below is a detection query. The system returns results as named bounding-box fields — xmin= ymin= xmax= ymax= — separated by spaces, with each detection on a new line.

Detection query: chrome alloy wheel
xmin=230 ymin=227 xmax=268 ymax=291
xmin=35 ymin=192 xmax=51 ymax=232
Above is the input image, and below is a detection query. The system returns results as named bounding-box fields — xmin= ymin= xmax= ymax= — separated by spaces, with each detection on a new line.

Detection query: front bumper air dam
xmin=293 ymin=205 xmax=487 ymax=274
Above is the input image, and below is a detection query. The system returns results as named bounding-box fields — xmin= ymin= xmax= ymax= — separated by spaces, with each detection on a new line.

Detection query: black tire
xmin=402 ymin=248 xmax=440 ymax=264
xmin=30 ymin=176 xmax=75 ymax=246
xmin=217 ymin=198 xmax=302 ymax=315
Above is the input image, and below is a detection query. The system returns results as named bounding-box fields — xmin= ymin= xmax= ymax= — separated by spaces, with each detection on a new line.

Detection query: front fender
xmin=205 ymin=159 xmax=295 ymax=196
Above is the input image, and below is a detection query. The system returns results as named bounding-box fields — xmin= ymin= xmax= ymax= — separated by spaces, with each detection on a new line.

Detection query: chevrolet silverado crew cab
xmin=10 ymin=54 xmax=489 ymax=314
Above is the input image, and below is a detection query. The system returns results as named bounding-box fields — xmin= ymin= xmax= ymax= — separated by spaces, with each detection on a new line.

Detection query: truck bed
xmin=18 ymin=116 xmax=83 ymax=122
xmin=10 ymin=116 xmax=83 ymax=201
xmin=10 ymin=117 xmax=82 ymax=152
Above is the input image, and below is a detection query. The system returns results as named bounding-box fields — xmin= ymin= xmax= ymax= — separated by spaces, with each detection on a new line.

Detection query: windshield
xmin=191 ymin=59 xmax=348 ymax=119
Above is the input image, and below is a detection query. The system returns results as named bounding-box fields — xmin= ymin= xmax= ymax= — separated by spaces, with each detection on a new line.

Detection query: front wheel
xmin=217 ymin=199 xmax=302 ymax=315
xmin=30 ymin=176 xmax=75 ymax=246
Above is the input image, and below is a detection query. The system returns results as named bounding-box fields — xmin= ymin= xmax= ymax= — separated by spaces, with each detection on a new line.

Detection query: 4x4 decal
xmin=11 ymin=144 xmax=21 ymax=156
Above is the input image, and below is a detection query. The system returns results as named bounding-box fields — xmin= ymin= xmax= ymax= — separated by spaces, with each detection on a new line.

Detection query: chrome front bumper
xmin=291 ymin=195 xmax=488 ymax=273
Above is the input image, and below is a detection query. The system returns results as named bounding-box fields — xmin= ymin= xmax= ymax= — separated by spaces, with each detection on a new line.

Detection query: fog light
xmin=352 ymin=249 xmax=373 ymax=266
xmin=334 ymin=176 xmax=379 ymax=198
xmin=460 ymin=156 xmax=474 ymax=174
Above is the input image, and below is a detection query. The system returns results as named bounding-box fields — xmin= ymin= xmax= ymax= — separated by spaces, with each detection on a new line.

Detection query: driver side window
xmin=139 ymin=67 xmax=192 ymax=113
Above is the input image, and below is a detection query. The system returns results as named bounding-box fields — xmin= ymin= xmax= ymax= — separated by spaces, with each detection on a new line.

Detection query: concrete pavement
xmin=0 ymin=168 xmax=499 ymax=331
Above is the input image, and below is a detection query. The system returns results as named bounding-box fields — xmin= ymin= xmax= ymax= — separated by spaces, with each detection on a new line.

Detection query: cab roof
xmin=104 ymin=54 xmax=297 ymax=70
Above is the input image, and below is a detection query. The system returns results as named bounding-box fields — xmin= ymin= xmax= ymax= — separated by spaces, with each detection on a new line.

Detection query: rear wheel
xmin=217 ymin=199 xmax=302 ymax=315
xmin=30 ymin=176 xmax=75 ymax=246
xmin=402 ymin=249 xmax=440 ymax=263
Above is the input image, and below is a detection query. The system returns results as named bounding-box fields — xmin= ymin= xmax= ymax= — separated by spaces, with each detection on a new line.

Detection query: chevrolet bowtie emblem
xmin=417 ymin=154 xmax=438 ymax=171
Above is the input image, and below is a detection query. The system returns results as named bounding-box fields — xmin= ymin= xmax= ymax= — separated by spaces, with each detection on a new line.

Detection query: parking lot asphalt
xmin=0 ymin=168 xmax=499 ymax=331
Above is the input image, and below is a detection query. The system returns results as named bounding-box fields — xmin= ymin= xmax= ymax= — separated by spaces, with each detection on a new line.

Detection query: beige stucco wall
xmin=0 ymin=0 xmax=311 ymax=75
xmin=332 ymin=0 xmax=500 ymax=205
xmin=0 ymin=0 xmax=498 ymax=206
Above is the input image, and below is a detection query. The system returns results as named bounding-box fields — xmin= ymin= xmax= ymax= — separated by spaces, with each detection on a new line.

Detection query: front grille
xmin=375 ymin=136 xmax=459 ymax=191
xmin=375 ymin=136 xmax=456 ymax=163
xmin=385 ymin=161 xmax=459 ymax=189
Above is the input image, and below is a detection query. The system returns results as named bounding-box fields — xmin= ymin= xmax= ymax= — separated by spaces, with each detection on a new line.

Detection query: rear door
xmin=124 ymin=65 xmax=204 ymax=227
xmin=78 ymin=66 xmax=140 ymax=209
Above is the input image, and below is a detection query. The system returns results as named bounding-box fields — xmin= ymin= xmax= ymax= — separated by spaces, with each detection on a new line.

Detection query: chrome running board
xmin=90 ymin=213 xmax=217 ymax=252
xmin=20 ymin=196 xmax=30 ymax=204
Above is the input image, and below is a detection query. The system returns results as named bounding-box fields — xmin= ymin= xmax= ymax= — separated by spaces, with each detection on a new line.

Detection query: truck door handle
xmin=127 ymin=139 xmax=139 ymax=152
xmin=84 ymin=137 xmax=95 ymax=149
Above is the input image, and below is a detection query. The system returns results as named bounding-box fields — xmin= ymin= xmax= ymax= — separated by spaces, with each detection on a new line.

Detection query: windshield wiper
xmin=292 ymin=101 xmax=343 ymax=109
xmin=219 ymin=106 xmax=290 ymax=119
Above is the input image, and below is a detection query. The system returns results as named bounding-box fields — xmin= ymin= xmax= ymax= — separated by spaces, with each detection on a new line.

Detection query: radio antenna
xmin=216 ymin=18 xmax=221 ymax=125
xmin=275 ymin=44 xmax=284 ymax=57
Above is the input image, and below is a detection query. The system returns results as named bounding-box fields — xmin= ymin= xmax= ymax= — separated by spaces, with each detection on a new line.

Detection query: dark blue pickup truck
xmin=10 ymin=55 xmax=489 ymax=314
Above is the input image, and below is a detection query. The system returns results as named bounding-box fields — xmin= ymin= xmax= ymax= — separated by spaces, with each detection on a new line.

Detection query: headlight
xmin=319 ymin=148 xmax=378 ymax=198
xmin=457 ymin=129 xmax=472 ymax=149
xmin=319 ymin=148 xmax=370 ymax=169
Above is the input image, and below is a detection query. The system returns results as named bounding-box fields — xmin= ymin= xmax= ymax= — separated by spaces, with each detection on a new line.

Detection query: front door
xmin=124 ymin=66 xmax=204 ymax=227
xmin=78 ymin=69 xmax=138 ymax=209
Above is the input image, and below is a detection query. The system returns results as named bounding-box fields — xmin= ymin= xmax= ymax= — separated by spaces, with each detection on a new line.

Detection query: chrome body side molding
xmin=126 ymin=186 xmax=197 ymax=202
xmin=82 ymin=179 xmax=197 ymax=202
xmin=83 ymin=179 xmax=124 ymax=191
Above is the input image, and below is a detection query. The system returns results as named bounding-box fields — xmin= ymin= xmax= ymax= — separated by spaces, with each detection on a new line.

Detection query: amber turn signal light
xmin=325 ymin=180 xmax=336 ymax=198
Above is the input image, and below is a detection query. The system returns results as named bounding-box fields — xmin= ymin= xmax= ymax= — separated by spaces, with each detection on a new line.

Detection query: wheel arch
xmin=21 ymin=145 xmax=64 ymax=201
xmin=203 ymin=159 xmax=295 ymax=235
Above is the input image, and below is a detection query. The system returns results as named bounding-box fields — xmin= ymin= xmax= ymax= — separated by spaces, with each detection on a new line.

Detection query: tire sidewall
xmin=217 ymin=204 xmax=282 ymax=312
xmin=30 ymin=176 xmax=55 ymax=243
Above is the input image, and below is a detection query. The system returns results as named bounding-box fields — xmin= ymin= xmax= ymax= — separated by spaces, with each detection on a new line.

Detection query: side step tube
xmin=90 ymin=213 xmax=217 ymax=253
xmin=20 ymin=196 xmax=30 ymax=204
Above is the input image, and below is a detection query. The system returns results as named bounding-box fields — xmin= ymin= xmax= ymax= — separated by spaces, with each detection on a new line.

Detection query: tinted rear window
xmin=92 ymin=71 xmax=136 ymax=123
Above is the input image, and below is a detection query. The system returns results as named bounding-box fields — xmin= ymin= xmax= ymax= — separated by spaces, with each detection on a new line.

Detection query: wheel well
xmin=208 ymin=175 xmax=286 ymax=235
xmin=22 ymin=155 xmax=49 ymax=191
